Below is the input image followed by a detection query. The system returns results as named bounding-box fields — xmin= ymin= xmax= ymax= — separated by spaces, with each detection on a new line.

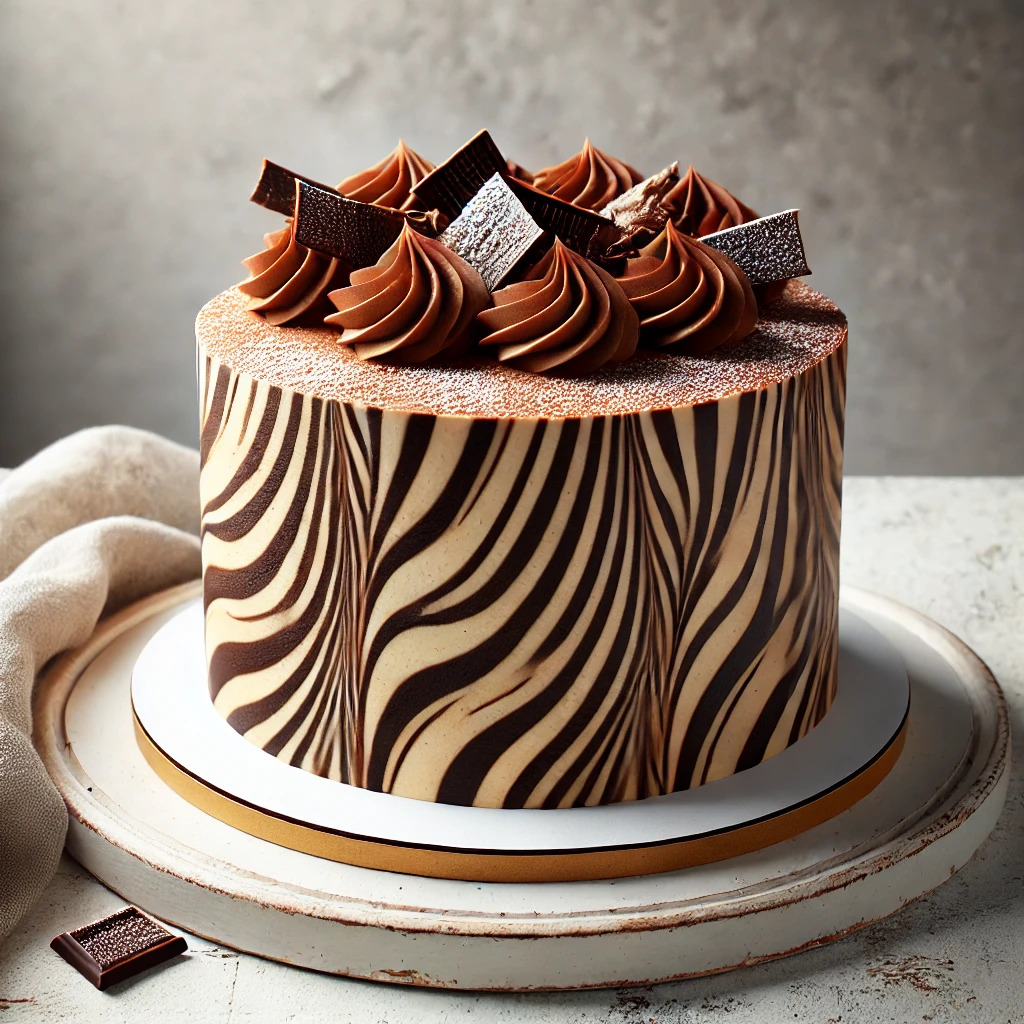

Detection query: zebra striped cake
xmin=197 ymin=279 xmax=846 ymax=809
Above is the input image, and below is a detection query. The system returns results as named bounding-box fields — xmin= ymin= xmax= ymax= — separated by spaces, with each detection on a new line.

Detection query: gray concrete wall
xmin=1 ymin=0 xmax=1021 ymax=472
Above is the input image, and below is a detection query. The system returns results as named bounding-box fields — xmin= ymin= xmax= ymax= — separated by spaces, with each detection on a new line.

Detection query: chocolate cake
xmin=198 ymin=134 xmax=846 ymax=810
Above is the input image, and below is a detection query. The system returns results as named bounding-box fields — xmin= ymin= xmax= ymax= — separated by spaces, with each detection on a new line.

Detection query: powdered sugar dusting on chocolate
xmin=699 ymin=210 xmax=811 ymax=285
xmin=197 ymin=281 xmax=846 ymax=419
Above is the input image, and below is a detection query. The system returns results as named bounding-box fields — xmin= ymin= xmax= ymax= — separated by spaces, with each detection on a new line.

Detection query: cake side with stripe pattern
xmin=198 ymin=283 xmax=846 ymax=809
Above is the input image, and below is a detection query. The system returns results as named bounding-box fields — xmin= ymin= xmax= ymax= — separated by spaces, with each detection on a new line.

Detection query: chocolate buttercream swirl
xmin=336 ymin=140 xmax=434 ymax=211
xmin=664 ymin=165 xmax=758 ymax=236
xmin=476 ymin=239 xmax=638 ymax=375
xmin=324 ymin=223 xmax=489 ymax=362
xmin=616 ymin=220 xmax=758 ymax=355
xmin=532 ymin=139 xmax=643 ymax=212
xmin=238 ymin=222 xmax=350 ymax=326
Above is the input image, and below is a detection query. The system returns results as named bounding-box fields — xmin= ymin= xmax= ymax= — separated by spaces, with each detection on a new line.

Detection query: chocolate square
xmin=699 ymin=209 xmax=811 ymax=285
xmin=507 ymin=178 xmax=621 ymax=260
xmin=294 ymin=180 xmax=406 ymax=267
xmin=50 ymin=906 xmax=187 ymax=991
xmin=249 ymin=159 xmax=338 ymax=217
xmin=439 ymin=173 xmax=548 ymax=290
xmin=411 ymin=130 xmax=508 ymax=221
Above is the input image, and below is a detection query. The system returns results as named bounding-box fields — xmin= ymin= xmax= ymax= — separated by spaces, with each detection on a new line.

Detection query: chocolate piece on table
xmin=439 ymin=173 xmax=548 ymax=291
xmin=506 ymin=177 xmax=621 ymax=261
xmin=600 ymin=162 xmax=681 ymax=255
xmin=249 ymin=159 xmax=339 ymax=217
xmin=411 ymin=130 xmax=508 ymax=221
xmin=51 ymin=906 xmax=187 ymax=991
xmin=699 ymin=209 xmax=811 ymax=285
xmin=294 ymin=180 xmax=406 ymax=267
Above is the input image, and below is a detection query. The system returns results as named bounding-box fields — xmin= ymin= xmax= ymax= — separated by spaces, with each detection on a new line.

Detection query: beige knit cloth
xmin=0 ymin=426 xmax=201 ymax=939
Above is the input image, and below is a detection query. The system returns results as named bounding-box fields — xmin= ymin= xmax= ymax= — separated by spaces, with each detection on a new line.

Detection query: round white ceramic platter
xmin=33 ymin=583 xmax=1009 ymax=990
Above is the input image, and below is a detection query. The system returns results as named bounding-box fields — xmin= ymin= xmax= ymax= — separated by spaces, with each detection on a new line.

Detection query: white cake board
xmin=33 ymin=583 xmax=1009 ymax=991
xmin=128 ymin=596 xmax=910 ymax=881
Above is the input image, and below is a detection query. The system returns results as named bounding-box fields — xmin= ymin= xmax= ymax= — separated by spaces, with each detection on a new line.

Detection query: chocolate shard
xmin=439 ymin=173 xmax=548 ymax=290
xmin=249 ymin=159 xmax=339 ymax=217
xmin=50 ymin=906 xmax=187 ymax=991
xmin=251 ymin=159 xmax=446 ymax=240
xmin=411 ymin=130 xmax=508 ymax=221
xmin=699 ymin=209 xmax=811 ymax=285
xmin=600 ymin=162 xmax=680 ymax=255
xmin=506 ymin=178 xmax=621 ymax=260
xmin=294 ymin=180 xmax=405 ymax=267
xmin=404 ymin=208 xmax=450 ymax=238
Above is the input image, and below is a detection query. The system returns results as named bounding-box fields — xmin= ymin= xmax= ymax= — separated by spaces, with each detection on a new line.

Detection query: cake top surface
xmin=197 ymin=279 xmax=846 ymax=420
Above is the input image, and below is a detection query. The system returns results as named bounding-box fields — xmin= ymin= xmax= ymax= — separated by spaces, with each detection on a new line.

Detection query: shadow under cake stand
xmin=33 ymin=582 xmax=1008 ymax=991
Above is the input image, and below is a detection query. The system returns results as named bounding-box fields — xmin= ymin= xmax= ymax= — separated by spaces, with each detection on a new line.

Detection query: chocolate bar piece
xmin=51 ymin=906 xmax=187 ymax=991
xmin=439 ymin=173 xmax=547 ymax=290
xmin=249 ymin=159 xmax=339 ymax=217
xmin=251 ymin=159 xmax=447 ymax=242
xmin=411 ymin=130 xmax=508 ymax=221
xmin=294 ymin=180 xmax=406 ymax=267
xmin=699 ymin=209 xmax=811 ymax=285
xmin=507 ymin=178 xmax=620 ymax=260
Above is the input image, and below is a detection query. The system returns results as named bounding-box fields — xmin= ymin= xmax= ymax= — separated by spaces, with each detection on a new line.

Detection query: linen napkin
xmin=0 ymin=426 xmax=201 ymax=939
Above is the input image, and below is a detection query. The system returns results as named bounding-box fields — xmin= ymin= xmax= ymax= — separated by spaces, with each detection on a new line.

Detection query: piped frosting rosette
xmin=664 ymin=165 xmax=759 ymax=236
xmin=532 ymin=139 xmax=643 ymax=212
xmin=475 ymin=238 xmax=639 ymax=374
xmin=336 ymin=140 xmax=434 ymax=210
xmin=324 ymin=222 xmax=489 ymax=362
xmin=238 ymin=223 xmax=350 ymax=326
xmin=662 ymin=165 xmax=794 ymax=307
xmin=616 ymin=220 xmax=758 ymax=355
xmin=237 ymin=143 xmax=435 ymax=326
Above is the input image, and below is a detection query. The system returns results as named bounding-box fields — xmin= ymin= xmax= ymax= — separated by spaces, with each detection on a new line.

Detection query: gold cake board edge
xmin=132 ymin=708 xmax=907 ymax=883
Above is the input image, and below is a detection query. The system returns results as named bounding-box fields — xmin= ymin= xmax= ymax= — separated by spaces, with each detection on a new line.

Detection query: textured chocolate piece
xmin=294 ymin=181 xmax=405 ymax=267
xmin=252 ymin=159 xmax=446 ymax=239
xmin=249 ymin=159 xmax=336 ymax=217
xmin=439 ymin=173 xmax=547 ymax=290
xmin=51 ymin=906 xmax=187 ymax=991
xmin=699 ymin=209 xmax=811 ymax=285
xmin=411 ymin=130 xmax=508 ymax=221
xmin=600 ymin=163 xmax=680 ymax=254
xmin=507 ymin=177 xmax=620 ymax=260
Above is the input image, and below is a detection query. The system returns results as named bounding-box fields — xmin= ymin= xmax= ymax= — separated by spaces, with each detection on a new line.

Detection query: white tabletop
xmin=2 ymin=477 xmax=1021 ymax=1023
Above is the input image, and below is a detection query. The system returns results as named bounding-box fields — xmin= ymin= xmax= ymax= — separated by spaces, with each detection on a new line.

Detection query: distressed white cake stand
xmin=33 ymin=582 xmax=1009 ymax=991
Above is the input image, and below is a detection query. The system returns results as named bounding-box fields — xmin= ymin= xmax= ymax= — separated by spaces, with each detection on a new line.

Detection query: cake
xmin=197 ymin=133 xmax=846 ymax=810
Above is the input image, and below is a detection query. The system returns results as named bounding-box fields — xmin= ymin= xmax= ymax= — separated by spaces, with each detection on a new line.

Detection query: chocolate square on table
xmin=439 ymin=173 xmax=548 ymax=291
xmin=50 ymin=905 xmax=188 ymax=991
